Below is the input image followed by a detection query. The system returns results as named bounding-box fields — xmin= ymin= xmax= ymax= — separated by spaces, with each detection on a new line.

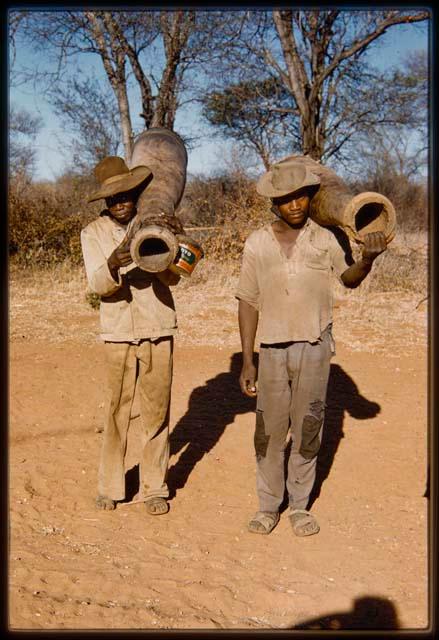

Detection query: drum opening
xmin=138 ymin=238 xmax=171 ymax=258
xmin=355 ymin=202 xmax=385 ymax=234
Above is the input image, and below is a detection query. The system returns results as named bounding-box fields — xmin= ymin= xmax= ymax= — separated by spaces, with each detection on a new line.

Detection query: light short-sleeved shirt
xmin=235 ymin=218 xmax=351 ymax=344
xmin=81 ymin=213 xmax=177 ymax=342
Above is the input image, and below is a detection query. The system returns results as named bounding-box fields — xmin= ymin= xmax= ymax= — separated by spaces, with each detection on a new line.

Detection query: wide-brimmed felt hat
xmin=87 ymin=156 xmax=152 ymax=203
xmin=257 ymin=158 xmax=320 ymax=199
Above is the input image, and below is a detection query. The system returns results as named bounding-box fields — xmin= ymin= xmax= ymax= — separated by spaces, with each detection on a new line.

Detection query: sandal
xmin=145 ymin=497 xmax=169 ymax=516
xmin=96 ymin=495 xmax=116 ymax=510
xmin=289 ymin=509 xmax=320 ymax=536
xmin=248 ymin=511 xmax=279 ymax=535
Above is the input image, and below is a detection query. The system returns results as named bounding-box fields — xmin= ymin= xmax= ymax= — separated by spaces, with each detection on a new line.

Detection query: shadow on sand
xmin=166 ymin=352 xmax=258 ymax=499
xmin=308 ymin=362 xmax=381 ymax=509
xmin=124 ymin=355 xmax=380 ymax=505
xmin=291 ymin=595 xmax=400 ymax=630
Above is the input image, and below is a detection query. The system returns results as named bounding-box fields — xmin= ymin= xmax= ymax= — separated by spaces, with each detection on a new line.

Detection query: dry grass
xmin=328 ymin=230 xmax=428 ymax=354
xmin=9 ymin=261 xmax=98 ymax=344
xmin=9 ymin=230 xmax=428 ymax=356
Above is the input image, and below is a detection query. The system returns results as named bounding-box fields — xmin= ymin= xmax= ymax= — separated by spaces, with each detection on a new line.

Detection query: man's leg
xmin=253 ymin=345 xmax=292 ymax=515
xmin=286 ymin=331 xmax=332 ymax=533
xmin=97 ymin=342 xmax=137 ymax=505
xmin=136 ymin=337 xmax=173 ymax=511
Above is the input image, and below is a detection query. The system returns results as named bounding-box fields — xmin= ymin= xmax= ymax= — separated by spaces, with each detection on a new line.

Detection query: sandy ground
xmin=8 ymin=267 xmax=430 ymax=631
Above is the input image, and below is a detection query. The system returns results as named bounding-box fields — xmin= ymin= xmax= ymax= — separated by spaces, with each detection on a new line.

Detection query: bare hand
xmin=362 ymin=231 xmax=387 ymax=263
xmin=108 ymin=236 xmax=133 ymax=272
xmin=239 ymin=363 xmax=258 ymax=397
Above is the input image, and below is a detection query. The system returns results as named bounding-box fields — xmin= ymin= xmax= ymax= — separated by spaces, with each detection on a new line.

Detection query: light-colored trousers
xmin=98 ymin=337 xmax=173 ymax=502
xmin=255 ymin=327 xmax=333 ymax=512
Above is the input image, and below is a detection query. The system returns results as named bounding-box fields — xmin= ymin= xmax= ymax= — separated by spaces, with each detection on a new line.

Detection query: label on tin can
xmin=179 ymin=245 xmax=196 ymax=265
xmin=170 ymin=240 xmax=203 ymax=276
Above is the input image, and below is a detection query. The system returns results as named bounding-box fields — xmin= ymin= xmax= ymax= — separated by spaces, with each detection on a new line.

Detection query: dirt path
xmin=9 ymin=319 xmax=428 ymax=629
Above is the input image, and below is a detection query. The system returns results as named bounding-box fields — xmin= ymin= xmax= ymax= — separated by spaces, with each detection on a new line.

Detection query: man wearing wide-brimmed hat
xmin=81 ymin=156 xmax=180 ymax=517
xmin=236 ymin=158 xmax=387 ymax=537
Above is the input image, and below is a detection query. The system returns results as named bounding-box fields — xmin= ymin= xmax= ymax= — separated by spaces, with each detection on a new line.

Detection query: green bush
xmin=8 ymin=167 xmax=428 ymax=298
xmin=9 ymin=175 xmax=99 ymax=267
xmin=180 ymin=170 xmax=272 ymax=262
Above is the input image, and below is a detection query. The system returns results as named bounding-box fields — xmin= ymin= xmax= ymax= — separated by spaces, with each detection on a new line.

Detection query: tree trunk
xmin=271 ymin=9 xmax=429 ymax=161
xmin=85 ymin=11 xmax=134 ymax=162
xmin=151 ymin=11 xmax=194 ymax=129
xmin=116 ymin=80 xmax=134 ymax=163
xmin=273 ymin=10 xmax=325 ymax=159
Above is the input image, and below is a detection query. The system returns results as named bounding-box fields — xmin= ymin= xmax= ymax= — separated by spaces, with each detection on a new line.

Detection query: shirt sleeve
xmin=235 ymin=237 xmax=260 ymax=310
xmin=80 ymin=226 xmax=122 ymax=297
xmin=327 ymin=227 xmax=354 ymax=281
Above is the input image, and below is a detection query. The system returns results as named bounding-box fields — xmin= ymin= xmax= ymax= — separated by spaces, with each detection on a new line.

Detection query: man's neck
xmin=273 ymin=217 xmax=309 ymax=233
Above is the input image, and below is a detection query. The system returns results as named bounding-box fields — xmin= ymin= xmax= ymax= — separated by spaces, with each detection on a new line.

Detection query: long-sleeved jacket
xmin=81 ymin=212 xmax=177 ymax=342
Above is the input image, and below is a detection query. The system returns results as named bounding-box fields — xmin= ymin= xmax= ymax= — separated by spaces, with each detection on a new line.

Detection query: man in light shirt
xmin=236 ymin=159 xmax=387 ymax=536
xmin=81 ymin=156 xmax=181 ymax=516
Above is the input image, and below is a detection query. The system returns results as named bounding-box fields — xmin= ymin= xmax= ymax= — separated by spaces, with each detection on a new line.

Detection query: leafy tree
xmin=202 ymin=10 xmax=429 ymax=164
xmin=340 ymin=50 xmax=429 ymax=178
xmin=203 ymin=77 xmax=300 ymax=169
xmin=48 ymin=76 xmax=122 ymax=174
xmin=9 ymin=9 xmax=430 ymax=175
xmin=10 ymin=10 xmax=203 ymax=163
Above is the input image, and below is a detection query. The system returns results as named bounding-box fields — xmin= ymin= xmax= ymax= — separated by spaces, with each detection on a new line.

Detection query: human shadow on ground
xmin=124 ymin=359 xmax=379 ymax=504
xmin=291 ymin=596 xmax=400 ymax=630
xmin=166 ymin=352 xmax=258 ymax=499
xmin=307 ymin=363 xmax=381 ymax=510
xmin=124 ymin=464 xmax=140 ymax=502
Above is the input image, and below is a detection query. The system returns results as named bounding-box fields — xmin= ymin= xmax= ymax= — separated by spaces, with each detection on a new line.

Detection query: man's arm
xmin=81 ymin=226 xmax=125 ymax=297
xmin=340 ymin=231 xmax=387 ymax=289
xmin=107 ymin=235 xmax=132 ymax=282
xmin=238 ymin=299 xmax=259 ymax=397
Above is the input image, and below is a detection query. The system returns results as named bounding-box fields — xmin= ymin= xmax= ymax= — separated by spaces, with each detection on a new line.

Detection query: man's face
xmin=274 ymin=188 xmax=310 ymax=226
xmin=105 ymin=191 xmax=137 ymax=224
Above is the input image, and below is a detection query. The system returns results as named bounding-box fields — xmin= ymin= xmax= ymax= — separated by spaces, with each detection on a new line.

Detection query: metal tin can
xmin=169 ymin=236 xmax=204 ymax=277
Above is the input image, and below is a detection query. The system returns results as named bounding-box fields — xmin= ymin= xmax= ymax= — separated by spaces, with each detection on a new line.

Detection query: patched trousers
xmin=98 ymin=337 xmax=173 ymax=502
xmin=255 ymin=327 xmax=334 ymax=512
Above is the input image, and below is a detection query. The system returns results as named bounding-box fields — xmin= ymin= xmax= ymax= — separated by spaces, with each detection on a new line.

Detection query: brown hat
xmin=87 ymin=156 xmax=152 ymax=203
xmin=257 ymin=158 xmax=320 ymax=199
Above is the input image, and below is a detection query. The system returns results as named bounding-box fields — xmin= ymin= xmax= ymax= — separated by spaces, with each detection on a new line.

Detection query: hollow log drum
xmin=282 ymin=155 xmax=396 ymax=244
xmin=128 ymin=128 xmax=203 ymax=274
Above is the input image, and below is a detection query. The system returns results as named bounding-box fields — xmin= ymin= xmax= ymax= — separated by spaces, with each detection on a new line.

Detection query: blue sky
xmin=9 ymin=15 xmax=429 ymax=182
